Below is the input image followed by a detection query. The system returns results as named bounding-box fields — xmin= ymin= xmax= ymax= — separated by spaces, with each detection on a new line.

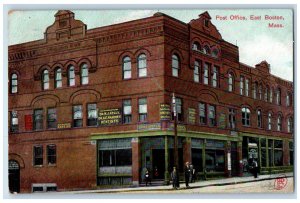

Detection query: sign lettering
xmin=98 ymin=108 xmax=122 ymax=125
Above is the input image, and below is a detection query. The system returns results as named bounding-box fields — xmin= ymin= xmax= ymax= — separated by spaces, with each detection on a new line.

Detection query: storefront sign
xmin=138 ymin=123 xmax=161 ymax=131
xmin=206 ymin=139 xmax=225 ymax=148
xmin=98 ymin=108 xmax=122 ymax=125
xmin=227 ymin=152 xmax=232 ymax=171
xmin=57 ymin=123 xmax=71 ymax=129
xmin=160 ymin=104 xmax=171 ymax=121
xmin=168 ymin=123 xmax=187 ymax=131
xmin=218 ymin=113 xmax=226 ymax=129
xmin=24 ymin=115 xmax=33 ymax=131
xmin=188 ymin=108 xmax=196 ymax=124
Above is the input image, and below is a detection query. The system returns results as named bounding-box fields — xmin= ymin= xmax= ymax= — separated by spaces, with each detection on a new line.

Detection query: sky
xmin=8 ymin=9 xmax=294 ymax=81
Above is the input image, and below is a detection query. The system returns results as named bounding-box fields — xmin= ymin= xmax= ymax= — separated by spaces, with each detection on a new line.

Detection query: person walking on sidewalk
xmin=184 ymin=162 xmax=191 ymax=188
xmin=144 ymin=169 xmax=151 ymax=186
xmin=171 ymin=167 xmax=179 ymax=189
xmin=252 ymin=159 xmax=259 ymax=178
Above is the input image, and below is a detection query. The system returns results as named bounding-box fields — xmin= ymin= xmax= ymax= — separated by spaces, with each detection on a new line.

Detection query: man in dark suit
xmin=184 ymin=162 xmax=191 ymax=188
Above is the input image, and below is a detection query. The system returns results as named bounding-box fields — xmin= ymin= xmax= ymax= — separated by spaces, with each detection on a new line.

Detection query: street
xmin=115 ymin=178 xmax=293 ymax=194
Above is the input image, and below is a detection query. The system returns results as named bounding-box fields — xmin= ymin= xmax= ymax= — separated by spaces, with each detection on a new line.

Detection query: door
xmin=9 ymin=160 xmax=20 ymax=193
xmin=152 ymin=149 xmax=165 ymax=179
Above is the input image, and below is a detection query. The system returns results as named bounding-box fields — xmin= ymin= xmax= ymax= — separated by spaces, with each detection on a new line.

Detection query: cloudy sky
xmin=8 ymin=9 xmax=294 ymax=81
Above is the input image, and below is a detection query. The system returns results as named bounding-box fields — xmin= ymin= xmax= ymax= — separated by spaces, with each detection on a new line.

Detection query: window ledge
xmin=33 ymin=165 xmax=43 ymax=168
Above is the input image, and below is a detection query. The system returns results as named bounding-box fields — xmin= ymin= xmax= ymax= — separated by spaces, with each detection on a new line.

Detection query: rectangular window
xmin=245 ymin=78 xmax=249 ymax=96
xmin=240 ymin=76 xmax=244 ymax=95
xmin=34 ymin=109 xmax=43 ymax=130
xmin=33 ymin=145 xmax=43 ymax=166
xmin=257 ymin=110 xmax=262 ymax=128
xmin=123 ymin=59 xmax=132 ymax=79
xmin=286 ymin=95 xmax=290 ymax=106
xmin=194 ymin=61 xmax=200 ymax=83
xmin=253 ymin=84 xmax=257 ymax=99
xmin=212 ymin=66 xmax=218 ymax=87
xmin=268 ymin=114 xmax=272 ymax=130
xmin=259 ymin=85 xmax=262 ymax=100
xmin=99 ymin=149 xmax=132 ymax=167
xmin=203 ymin=63 xmax=209 ymax=85
xmin=138 ymin=56 xmax=147 ymax=77
xmin=269 ymin=89 xmax=273 ymax=103
xmin=73 ymin=105 xmax=83 ymax=127
xmin=10 ymin=111 xmax=18 ymax=132
xmin=208 ymin=105 xmax=216 ymax=126
xmin=55 ymin=69 xmax=62 ymax=88
xmin=228 ymin=109 xmax=236 ymax=129
xmin=87 ymin=103 xmax=97 ymax=126
xmin=47 ymin=145 xmax=56 ymax=165
xmin=138 ymin=98 xmax=147 ymax=122
xmin=199 ymin=103 xmax=206 ymax=125
xmin=47 ymin=108 xmax=57 ymax=129
xmin=123 ymin=99 xmax=132 ymax=124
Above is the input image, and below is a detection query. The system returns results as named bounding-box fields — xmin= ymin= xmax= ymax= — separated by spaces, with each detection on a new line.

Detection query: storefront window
xmin=99 ymin=149 xmax=132 ymax=167
xmin=205 ymin=140 xmax=225 ymax=172
xmin=261 ymin=149 xmax=267 ymax=167
xmin=289 ymin=142 xmax=293 ymax=165
xmin=274 ymin=140 xmax=283 ymax=166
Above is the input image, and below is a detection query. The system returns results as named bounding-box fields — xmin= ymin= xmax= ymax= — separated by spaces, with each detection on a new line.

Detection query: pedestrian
xmin=252 ymin=159 xmax=258 ymax=178
xmin=171 ymin=167 xmax=178 ymax=189
xmin=184 ymin=162 xmax=191 ymax=188
xmin=154 ymin=166 xmax=159 ymax=179
xmin=144 ymin=169 xmax=151 ymax=186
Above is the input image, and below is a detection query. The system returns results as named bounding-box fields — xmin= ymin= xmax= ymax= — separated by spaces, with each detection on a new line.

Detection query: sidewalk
xmin=66 ymin=172 xmax=293 ymax=194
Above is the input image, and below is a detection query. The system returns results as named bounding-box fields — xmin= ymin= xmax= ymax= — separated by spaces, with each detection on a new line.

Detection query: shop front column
xmin=131 ymin=137 xmax=140 ymax=186
xmin=164 ymin=136 xmax=170 ymax=185
xmin=237 ymin=141 xmax=243 ymax=177
xmin=283 ymin=139 xmax=289 ymax=166
xmin=225 ymin=141 xmax=231 ymax=178
xmin=183 ymin=137 xmax=191 ymax=165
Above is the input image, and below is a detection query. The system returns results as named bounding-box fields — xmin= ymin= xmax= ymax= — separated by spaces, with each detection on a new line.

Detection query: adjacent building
xmin=8 ymin=10 xmax=294 ymax=193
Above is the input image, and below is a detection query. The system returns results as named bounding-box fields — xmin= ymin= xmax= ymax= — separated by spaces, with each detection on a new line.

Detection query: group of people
xmin=144 ymin=162 xmax=196 ymax=189
xmin=171 ymin=162 xmax=196 ymax=189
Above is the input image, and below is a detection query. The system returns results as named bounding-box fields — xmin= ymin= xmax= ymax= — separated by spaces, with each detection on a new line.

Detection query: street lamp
xmin=172 ymin=93 xmax=179 ymax=171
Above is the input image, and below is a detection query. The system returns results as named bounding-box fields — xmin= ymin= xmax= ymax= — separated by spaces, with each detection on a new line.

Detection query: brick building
xmin=8 ymin=10 xmax=294 ymax=193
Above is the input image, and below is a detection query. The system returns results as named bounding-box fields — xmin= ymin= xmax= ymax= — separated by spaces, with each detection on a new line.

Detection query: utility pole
xmin=172 ymin=93 xmax=179 ymax=170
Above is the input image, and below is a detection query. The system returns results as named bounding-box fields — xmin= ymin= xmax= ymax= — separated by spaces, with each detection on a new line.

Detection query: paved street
xmin=115 ymin=177 xmax=293 ymax=194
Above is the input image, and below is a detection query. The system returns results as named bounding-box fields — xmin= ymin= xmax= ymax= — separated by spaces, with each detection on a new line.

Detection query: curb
xmin=79 ymin=175 xmax=293 ymax=194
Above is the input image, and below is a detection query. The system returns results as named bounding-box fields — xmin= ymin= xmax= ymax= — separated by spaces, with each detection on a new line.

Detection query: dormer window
xmin=204 ymin=19 xmax=209 ymax=27
xmin=192 ymin=42 xmax=201 ymax=51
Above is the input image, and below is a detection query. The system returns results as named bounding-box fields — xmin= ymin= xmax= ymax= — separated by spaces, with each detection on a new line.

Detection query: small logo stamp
xmin=274 ymin=175 xmax=288 ymax=190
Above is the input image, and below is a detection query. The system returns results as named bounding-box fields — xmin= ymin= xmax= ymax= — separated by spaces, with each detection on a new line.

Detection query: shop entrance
xmin=9 ymin=160 xmax=20 ymax=193
xmin=152 ymin=149 xmax=165 ymax=179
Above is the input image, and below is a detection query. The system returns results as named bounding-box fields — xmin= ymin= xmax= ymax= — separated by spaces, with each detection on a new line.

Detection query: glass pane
xmin=124 ymin=70 xmax=131 ymax=79
xmin=82 ymin=77 xmax=88 ymax=85
xmin=69 ymin=78 xmax=75 ymax=86
xmin=124 ymin=106 xmax=132 ymax=115
xmin=172 ymin=68 xmax=178 ymax=77
xmin=139 ymin=68 xmax=147 ymax=77
xmin=56 ymin=81 xmax=62 ymax=88
xmin=139 ymin=104 xmax=147 ymax=113
xmin=123 ymin=61 xmax=131 ymax=71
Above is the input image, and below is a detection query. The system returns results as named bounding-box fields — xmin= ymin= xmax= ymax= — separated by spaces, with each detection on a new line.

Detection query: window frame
xmin=11 ymin=73 xmax=18 ymax=94
xmin=123 ymin=99 xmax=132 ymax=124
xmin=228 ymin=73 xmax=234 ymax=92
xmin=54 ymin=68 xmax=62 ymax=88
xmin=194 ymin=60 xmax=200 ymax=83
xmin=228 ymin=108 xmax=236 ymax=129
xmin=267 ymin=113 xmax=272 ymax=130
xmin=138 ymin=98 xmax=147 ymax=122
xmin=199 ymin=102 xmax=207 ymax=125
xmin=33 ymin=109 xmax=43 ymax=131
xmin=42 ymin=69 xmax=50 ymax=90
xmin=47 ymin=108 xmax=57 ymax=129
xmin=33 ymin=145 xmax=43 ymax=166
xmin=257 ymin=109 xmax=262 ymax=128
xmin=47 ymin=144 xmax=57 ymax=165
xmin=73 ymin=105 xmax=83 ymax=128
xmin=68 ymin=65 xmax=75 ymax=87
xmin=137 ymin=54 xmax=147 ymax=78
xmin=277 ymin=115 xmax=282 ymax=131
xmin=212 ymin=66 xmax=218 ymax=88
xmin=87 ymin=103 xmax=98 ymax=127
xmin=122 ymin=56 xmax=132 ymax=80
xmin=172 ymin=54 xmax=180 ymax=77
xmin=241 ymin=107 xmax=251 ymax=127
xmin=203 ymin=63 xmax=209 ymax=85
xmin=80 ymin=63 xmax=89 ymax=85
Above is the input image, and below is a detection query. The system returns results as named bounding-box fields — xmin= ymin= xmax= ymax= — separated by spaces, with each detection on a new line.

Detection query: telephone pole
xmin=172 ymin=93 xmax=179 ymax=170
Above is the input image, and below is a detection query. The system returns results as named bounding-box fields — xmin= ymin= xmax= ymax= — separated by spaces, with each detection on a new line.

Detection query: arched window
xmin=276 ymin=88 xmax=281 ymax=105
xmin=253 ymin=82 xmax=258 ymax=99
xmin=11 ymin=73 xmax=18 ymax=93
xmin=194 ymin=60 xmax=200 ymax=83
xmin=257 ymin=110 xmax=262 ymax=128
xmin=258 ymin=84 xmax=262 ymax=100
xmin=68 ymin=66 xmax=75 ymax=86
xmin=138 ymin=54 xmax=147 ymax=77
xmin=122 ymin=56 xmax=131 ymax=79
xmin=286 ymin=92 xmax=292 ymax=107
xmin=267 ymin=113 xmax=272 ymax=130
xmin=203 ymin=46 xmax=210 ymax=55
xmin=269 ymin=88 xmax=273 ymax=103
xmin=264 ymin=86 xmax=269 ymax=102
xmin=228 ymin=73 xmax=234 ymax=92
xmin=277 ymin=115 xmax=282 ymax=131
xmin=55 ymin=68 xmax=62 ymax=88
xmin=172 ymin=54 xmax=180 ymax=77
xmin=212 ymin=49 xmax=219 ymax=58
xmin=192 ymin=42 xmax=200 ymax=51
xmin=242 ymin=107 xmax=251 ymax=126
xmin=42 ymin=69 xmax=49 ymax=90
xmin=287 ymin=117 xmax=293 ymax=133
xmin=80 ymin=63 xmax=89 ymax=85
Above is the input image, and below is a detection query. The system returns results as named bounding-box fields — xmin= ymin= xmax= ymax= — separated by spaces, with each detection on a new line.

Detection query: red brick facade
xmin=8 ymin=10 xmax=293 ymax=193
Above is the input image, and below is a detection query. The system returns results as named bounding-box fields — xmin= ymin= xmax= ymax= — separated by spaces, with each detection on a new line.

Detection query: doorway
xmin=9 ymin=160 xmax=20 ymax=193
xmin=152 ymin=149 xmax=165 ymax=179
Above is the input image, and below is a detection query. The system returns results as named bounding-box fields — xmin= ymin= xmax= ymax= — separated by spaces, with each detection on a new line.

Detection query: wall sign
xmin=168 ymin=123 xmax=187 ymax=132
xmin=57 ymin=123 xmax=71 ymax=129
xmin=138 ymin=123 xmax=161 ymax=131
xmin=160 ymin=104 xmax=171 ymax=121
xmin=98 ymin=108 xmax=122 ymax=125
xmin=188 ymin=108 xmax=196 ymax=124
